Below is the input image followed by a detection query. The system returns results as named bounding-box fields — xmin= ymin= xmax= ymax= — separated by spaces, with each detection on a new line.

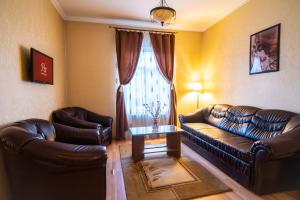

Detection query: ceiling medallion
xmin=150 ymin=0 xmax=176 ymax=27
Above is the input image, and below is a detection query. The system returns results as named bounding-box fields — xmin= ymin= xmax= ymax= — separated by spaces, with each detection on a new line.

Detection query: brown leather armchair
xmin=52 ymin=107 xmax=113 ymax=146
xmin=0 ymin=119 xmax=107 ymax=200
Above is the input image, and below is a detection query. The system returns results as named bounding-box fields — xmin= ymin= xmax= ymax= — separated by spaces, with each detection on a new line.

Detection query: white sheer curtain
xmin=124 ymin=33 xmax=170 ymax=128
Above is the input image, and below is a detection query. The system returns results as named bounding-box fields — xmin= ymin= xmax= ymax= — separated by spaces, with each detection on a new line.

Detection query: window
xmin=124 ymin=33 xmax=170 ymax=127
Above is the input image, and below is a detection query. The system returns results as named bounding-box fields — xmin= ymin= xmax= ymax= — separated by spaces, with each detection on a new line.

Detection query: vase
xmin=152 ymin=117 xmax=159 ymax=130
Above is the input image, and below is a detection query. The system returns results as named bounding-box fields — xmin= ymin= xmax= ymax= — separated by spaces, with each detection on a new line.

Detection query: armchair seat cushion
xmin=182 ymin=123 xmax=254 ymax=162
xmin=52 ymin=107 xmax=113 ymax=145
xmin=101 ymin=127 xmax=112 ymax=146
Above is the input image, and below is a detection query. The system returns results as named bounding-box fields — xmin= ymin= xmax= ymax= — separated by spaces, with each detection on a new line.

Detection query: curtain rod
xmin=109 ymin=26 xmax=177 ymax=34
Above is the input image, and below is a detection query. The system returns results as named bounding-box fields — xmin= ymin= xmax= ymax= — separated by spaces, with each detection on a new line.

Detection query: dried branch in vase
xmin=143 ymin=101 xmax=165 ymax=129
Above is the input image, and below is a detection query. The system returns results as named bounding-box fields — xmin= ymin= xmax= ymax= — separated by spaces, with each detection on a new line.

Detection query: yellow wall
xmin=201 ymin=0 xmax=300 ymax=112
xmin=0 ymin=0 xmax=66 ymax=198
xmin=66 ymin=22 xmax=117 ymax=135
xmin=175 ymin=31 xmax=203 ymax=115
xmin=65 ymin=21 xmax=203 ymax=132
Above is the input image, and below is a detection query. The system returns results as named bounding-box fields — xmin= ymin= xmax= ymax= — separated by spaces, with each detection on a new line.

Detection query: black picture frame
xmin=249 ymin=24 xmax=281 ymax=75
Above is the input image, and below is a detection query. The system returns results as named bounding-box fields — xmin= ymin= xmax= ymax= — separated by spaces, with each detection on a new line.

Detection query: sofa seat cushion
xmin=182 ymin=131 xmax=251 ymax=176
xmin=181 ymin=123 xmax=214 ymax=130
xmin=181 ymin=123 xmax=254 ymax=162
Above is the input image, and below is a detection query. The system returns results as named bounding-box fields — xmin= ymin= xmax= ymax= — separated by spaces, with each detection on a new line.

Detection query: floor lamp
xmin=191 ymin=82 xmax=202 ymax=109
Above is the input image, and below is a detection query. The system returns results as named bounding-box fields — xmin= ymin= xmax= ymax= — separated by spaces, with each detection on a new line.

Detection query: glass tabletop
xmin=129 ymin=125 xmax=183 ymax=136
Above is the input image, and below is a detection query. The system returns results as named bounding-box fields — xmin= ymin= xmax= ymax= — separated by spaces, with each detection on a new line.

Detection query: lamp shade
xmin=190 ymin=82 xmax=203 ymax=92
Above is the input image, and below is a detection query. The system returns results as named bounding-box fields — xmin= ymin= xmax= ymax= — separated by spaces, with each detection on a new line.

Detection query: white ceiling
xmin=51 ymin=0 xmax=249 ymax=32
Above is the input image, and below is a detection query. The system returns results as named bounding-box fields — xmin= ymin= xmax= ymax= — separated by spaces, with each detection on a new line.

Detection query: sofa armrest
xmin=179 ymin=109 xmax=206 ymax=124
xmin=54 ymin=123 xmax=102 ymax=145
xmin=22 ymin=139 xmax=107 ymax=168
xmin=87 ymin=110 xmax=113 ymax=128
xmin=251 ymin=127 xmax=300 ymax=160
xmin=53 ymin=110 xmax=101 ymax=129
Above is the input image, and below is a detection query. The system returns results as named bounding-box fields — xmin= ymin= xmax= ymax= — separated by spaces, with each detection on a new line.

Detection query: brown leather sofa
xmin=179 ymin=104 xmax=300 ymax=194
xmin=0 ymin=119 xmax=107 ymax=200
xmin=52 ymin=107 xmax=113 ymax=146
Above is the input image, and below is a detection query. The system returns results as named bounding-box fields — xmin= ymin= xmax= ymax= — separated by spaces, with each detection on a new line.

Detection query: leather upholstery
xmin=12 ymin=119 xmax=56 ymax=141
xmin=54 ymin=123 xmax=103 ymax=145
xmin=0 ymin=119 xmax=107 ymax=200
xmin=53 ymin=107 xmax=113 ymax=145
xmin=219 ymin=106 xmax=260 ymax=136
xmin=207 ymin=104 xmax=231 ymax=127
xmin=182 ymin=122 xmax=253 ymax=161
xmin=284 ymin=115 xmax=300 ymax=133
xmin=245 ymin=109 xmax=295 ymax=140
xmin=178 ymin=105 xmax=214 ymax=123
xmin=179 ymin=104 xmax=300 ymax=194
xmin=250 ymin=127 xmax=300 ymax=159
xmin=182 ymin=130 xmax=251 ymax=179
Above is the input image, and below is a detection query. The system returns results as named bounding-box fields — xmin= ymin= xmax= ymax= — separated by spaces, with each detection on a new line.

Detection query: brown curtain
xmin=149 ymin=33 xmax=177 ymax=125
xmin=116 ymin=30 xmax=143 ymax=139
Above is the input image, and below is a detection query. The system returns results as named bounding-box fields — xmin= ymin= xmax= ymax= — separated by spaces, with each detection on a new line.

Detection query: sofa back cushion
xmin=218 ymin=106 xmax=260 ymax=136
xmin=207 ymin=104 xmax=231 ymax=127
xmin=245 ymin=110 xmax=296 ymax=140
xmin=204 ymin=104 xmax=299 ymax=140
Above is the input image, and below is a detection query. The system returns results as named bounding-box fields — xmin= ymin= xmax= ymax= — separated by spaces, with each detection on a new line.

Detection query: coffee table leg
xmin=167 ymin=132 xmax=181 ymax=158
xmin=132 ymin=135 xmax=144 ymax=162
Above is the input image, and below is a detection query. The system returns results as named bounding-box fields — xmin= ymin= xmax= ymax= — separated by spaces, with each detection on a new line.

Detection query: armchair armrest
xmin=53 ymin=110 xmax=101 ymax=129
xmin=22 ymin=139 xmax=107 ymax=168
xmin=87 ymin=110 xmax=113 ymax=127
xmin=54 ymin=123 xmax=102 ymax=145
xmin=251 ymin=127 xmax=300 ymax=160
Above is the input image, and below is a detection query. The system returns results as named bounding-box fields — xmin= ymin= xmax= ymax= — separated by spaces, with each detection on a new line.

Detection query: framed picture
xmin=30 ymin=48 xmax=53 ymax=84
xmin=249 ymin=24 xmax=280 ymax=75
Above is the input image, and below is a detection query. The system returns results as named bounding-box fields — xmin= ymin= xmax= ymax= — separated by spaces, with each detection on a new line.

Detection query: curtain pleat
xmin=124 ymin=33 xmax=171 ymax=128
xmin=149 ymin=33 xmax=177 ymax=125
xmin=115 ymin=31 xmax=143 ymax=139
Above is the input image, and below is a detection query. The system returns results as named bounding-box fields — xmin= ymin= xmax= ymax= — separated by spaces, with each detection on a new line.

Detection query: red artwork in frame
xmin=30 ymin=48 xmax=53 ymax=84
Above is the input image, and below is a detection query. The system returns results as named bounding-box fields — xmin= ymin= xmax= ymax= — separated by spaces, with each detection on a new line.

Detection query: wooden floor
xmin=106 ymin=139 xmax=300 ymax=200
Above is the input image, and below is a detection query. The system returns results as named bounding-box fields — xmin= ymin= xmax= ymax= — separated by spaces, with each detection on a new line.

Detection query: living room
xmin=1 ymin=0 xmax=300 ymax=199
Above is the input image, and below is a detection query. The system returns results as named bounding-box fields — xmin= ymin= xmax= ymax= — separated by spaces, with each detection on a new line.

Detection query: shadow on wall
xmin=19 ymin=45 xmax=31 ymax=81
xmin=176 ymin=66 xmax=216 ymax=114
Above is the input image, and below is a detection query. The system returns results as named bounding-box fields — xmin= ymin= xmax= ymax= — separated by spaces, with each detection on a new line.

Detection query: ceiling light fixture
xmin=150 ymin=0 xmax=176 ymax=27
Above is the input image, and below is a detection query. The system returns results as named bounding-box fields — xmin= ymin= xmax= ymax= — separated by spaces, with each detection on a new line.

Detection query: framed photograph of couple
xmin=249 ymin=24 xmax=280 ymax=75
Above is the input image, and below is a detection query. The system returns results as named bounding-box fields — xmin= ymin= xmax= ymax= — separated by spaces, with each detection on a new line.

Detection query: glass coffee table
xmin=129 ymin=125 xmax=184 ymax=162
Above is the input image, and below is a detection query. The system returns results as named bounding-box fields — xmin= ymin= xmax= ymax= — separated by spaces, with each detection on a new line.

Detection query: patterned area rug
xmin=140 ymin=157 xmax=196 ymax=189
xmin=120 ymin=144 xmax=231 ymax=200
